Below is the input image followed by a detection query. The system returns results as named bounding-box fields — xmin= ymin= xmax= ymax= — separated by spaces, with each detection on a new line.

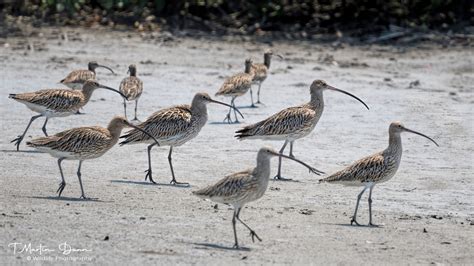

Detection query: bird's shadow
xmin=329 ymin=223 xmax=384 ymax=229
xmin=110 ymin=179 xmax=191 ymax=188
xmin=192 ymin=242 xmax=251 ymax=252
xmin=235 ymin=105 xmax=259 ymax=109
xmin=270 ymin=178 xmax=301 ymax=183
xmin=208 ymin=121 xmax=241 ymax=125
xmin=28 ymin=196 xmax=107 ymax=202
xmin=0 ymin=149 xmax=44 ymax=154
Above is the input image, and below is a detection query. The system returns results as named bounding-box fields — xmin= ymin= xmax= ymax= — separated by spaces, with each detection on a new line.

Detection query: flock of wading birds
xmin=9 ymin=50 xmax=439 ymax=249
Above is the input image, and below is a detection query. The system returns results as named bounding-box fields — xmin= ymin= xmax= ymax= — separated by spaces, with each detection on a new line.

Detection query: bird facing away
xmin=319 ymin=121 xmax=439 ymax=226
xmin=119 ymin=64 xmax=143 ymax=121
xmin=215 ymin=58 xmax=254 ymax=123
xmin=26 ymin=116 xmax=160 ymax=199
xmin=120 ymin=93 xmax=244 ymax=185
xmin=9 ymin=80 xmax=127 ymax=151
xmin=250 ymin=49 xmax=283 ymax=105
xmin=236 ymin=79 xmax=369 ymax=180
xmin=60 ymin=61 xmax=115 ymax=90
xmin=193 ymin=146 xmax=324 ymax=249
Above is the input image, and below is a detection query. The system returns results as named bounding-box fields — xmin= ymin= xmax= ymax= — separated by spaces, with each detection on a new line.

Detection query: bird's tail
xmin=26 ymin=136 xmax=56 ymax=148
xmin=9 ymin=94 xmax=17 ymax=99
xmin=119 ymin=127 xmax=148 ymax=146
xmin=60 ymin=78 xmax=65 ymax=83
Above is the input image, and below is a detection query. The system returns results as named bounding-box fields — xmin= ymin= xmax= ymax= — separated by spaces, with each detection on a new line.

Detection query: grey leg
xmin=289 ymin=141 xmax=295 ymax=158
xmin=11 ymin=114 xmax=42 ymax=151
xmin=77 ymin=160 xmax=86 ymax=199
xmin=123 ymin=99 xmax=127 ymax=119
xmin=41 ymin=118 xmax=49 ymax=136
xmin=168 ymin=147 xmax=188 ymax=185
xmin=133 ymin=99 xmax=139 ymax=121
xmin=232 ymin=209 xmax=239 ymax=249
xmin=144 ymin=143 xmax=157 ymax=184
xmin=273 ymin=140 xmax=289 ymax=180
xmin=351 ymin=186 xmax=368 ymax=226
xmin=368 ymin=184 xmax=375 ymax=226
xmin=250 ymin=88 xmax=256 ymax=108
xmin=223 ymin=97 xmax=234 ymax=124
xmin=57 ymin=158 xmax=66 ymax=197
xmin=232 ymin=98 xmax=240 ymax=123
xmin=235 ymin=208 xmax=262 ymax=243
xmin=256 ymin=82 xmax=262 ymax=104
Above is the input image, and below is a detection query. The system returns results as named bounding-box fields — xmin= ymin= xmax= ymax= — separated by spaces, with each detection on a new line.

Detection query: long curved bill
xmin=269 ymin=151 xmax=325 ymax=175
xmin=98 ymin=64 xmax=115 ymax=74
xmin=209 ymin=98 xmax=245 ymax=119
xmin=403 ymin=127 xmax=439 ymax=147
xmin=98 ymin=84 xmax=129 ymax=100
xmin=276 ymin=54 xmax=284 ymax=59
xmin=327 ymin=86 xmax=370 ymax=110
xmin=125 ymin=122 xmax=160 ymax=147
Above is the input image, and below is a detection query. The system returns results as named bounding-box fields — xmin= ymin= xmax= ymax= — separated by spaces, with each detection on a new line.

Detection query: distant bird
xmin=119 ymin=64 xmax=143 ymax=121
xmin=120 ymin=93 xmax=244 ymax=185
xmin=236 ymin=80 xmax=369 ymax=180
xmin=319 ymin=121 xmax=439 ymax=226
xmin=9 ymin=80 xmax=127 ymax=151
xmin=26 ymin=116 xmax=160 ymax=199
xmin=193 ymin=146 xmax=324 ymax=249
xmin=60 ymin=61 xmax=114 ymax=90
xmin=250 ymin=50 xmax=283 ymax=105
xmin=215 ymin=58 xmax=254 ymax=123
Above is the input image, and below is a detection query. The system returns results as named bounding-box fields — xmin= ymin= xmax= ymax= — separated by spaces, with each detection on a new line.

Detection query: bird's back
xmin=216 ymin=73 xmax=253 ymax=97
xmin=61 ymin=69 xmax=95 ymax=87
xmin=119 ymin=76 xmax=143 ymax=101
xmin=251 ymin=63 xmax=268 ymax=82
xmin=10 ymin=89 xmax=83 ymax=113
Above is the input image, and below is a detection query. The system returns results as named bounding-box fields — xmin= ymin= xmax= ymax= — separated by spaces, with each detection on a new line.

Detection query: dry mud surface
xmin=0 ymin=28 xmax=473 ymax=265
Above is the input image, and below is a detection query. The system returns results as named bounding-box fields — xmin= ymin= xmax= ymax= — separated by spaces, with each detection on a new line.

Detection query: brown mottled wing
xmin=61 ymin=69 xmax=95 ymax=84
xmin=11 ymin=89 xmax=82 ymax=112
xmin=193 ymin=170 xmax=256 ymax=199
xmin=215 ymin=73 xmax=252 ymax=96
xmin=120 ymin=105 xmax=192 ymax=143
xmin=236 ymin=106 xmax=316 ymax=138
xmin=251 ymin=63 xmax=267 ymax=82
xmin=119 ymin=76 xmax=143 ymax=101
xmin=321 ymin=153 xmax=387 ymax=183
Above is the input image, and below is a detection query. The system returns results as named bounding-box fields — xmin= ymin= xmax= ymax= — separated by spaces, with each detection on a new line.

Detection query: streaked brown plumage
xmin=60 ymin=61 xmax=114 ymax=90
xmin=9 ymin=80 xmax=127 ymax=151
xmin=236 ymin=79 xmax=369 ymax=180
xmin=26 ymin=116 xmax=159 ymax=199
xmin=319 ymin=121 xmax=439 ymax=226
xmin=250 ymin=49 xmax=283 ymax=105
xmin=194 ymin=146 xmax=323 ymax=249
xmin=119 ymin=64 xmax=143 ymax=121
xmin=215 ymin=58 xmax=254 ymax=123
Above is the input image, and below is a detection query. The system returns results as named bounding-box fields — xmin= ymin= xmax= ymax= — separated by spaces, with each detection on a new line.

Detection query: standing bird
xmin=120 ymin=93 xmax=244 ymax=185
xmin=215 ymin=58 xmax=254 ymax=123
xmin=193 ymin=146 xmax=324 ymax=249
xmin=9 ymin=80 xmax=127 ymax=151
xmin=236 ymin=80 xmax=369 ymax=180
xmin=250 ymin=50 xmax=283 ymax=105
xmin=26 ymin=116 xmax=160 ymax=199
xmin=60 ymin=61 xmax=115 ymax=90
xmin=319 ymin=121 xmax=439 ymax=226
xmin=119 ymin=64 xmax=143 ymax=121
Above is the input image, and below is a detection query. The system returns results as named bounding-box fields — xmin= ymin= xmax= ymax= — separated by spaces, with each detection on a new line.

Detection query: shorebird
xmin=26 ymin=116 xmax=160 ymax=199
xmin=193 ymin=146 xmax=324 ymax=249
xmin=9 ymin=80 xmax=127 ymax=151
xmin=215 ymin=58 xmax=254 ymax=123
xmin=236 ymin=80 xmax=369 ymax=180
xmin=119 ymin=64 xmax=143 ymax=121
xmin=250 ymin=50 xmax=283 ymax=105
xmin=60 ymin=61 xmax=114 ymax=89
xmin=120 ymin=92 xmax=244 ymax=185
xmin=319 ymin=121 xmax=439 ymax=226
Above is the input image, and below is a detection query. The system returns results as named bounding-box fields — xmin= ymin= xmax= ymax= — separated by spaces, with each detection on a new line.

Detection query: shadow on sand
xmin=110 ymin=179 xmax=191 ymax=188
xmin=0 ymin=149 xmax=44 ymax=154
xmin=193 ymin=242 xmax=251 ymax=252
xmin=329 ymin=223 xmax=384 ymax=229
xmin=28 ymin=196 xmax=107 ymax=202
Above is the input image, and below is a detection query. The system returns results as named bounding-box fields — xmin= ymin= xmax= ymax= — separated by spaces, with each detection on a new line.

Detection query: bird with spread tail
xmin=120 ymin=93 xmax=244 ymax=185
xmin=26 ymin=116 xmax=160 ymax=199
xmin=215 ymin=58 xmax=254 ymax=123
xmin=193 ymin=146 xmax=324 ymax=249
xmin=236 ymin=80 xmax=369 ymax=180
xmin=9 ymin=80 xmax=127 ymax=151
xmin=60 ymin=61 xmax=115 ymax=90
xmin=119 ymin=64 xmax=143 ymax=121
xmin=250 ymin=50 xmax=283 ymax=105
xmin=319 ymin=121 xmax=439 ymax=226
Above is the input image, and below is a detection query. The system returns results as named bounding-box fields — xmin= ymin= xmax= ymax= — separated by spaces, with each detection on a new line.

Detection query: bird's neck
xmin=254 ymin=155 xmax=271 ymax=180
xmin=88 ymin=66 xmax=96 ymax=73
xmin=191 ymin=100 xmax=208 ymax=119
xmin=309 ymin=90 xmax=324 ymax=110
xmin=129 ymin=70 xmax=136 ymax=77
xmin=387 ymin=131 xmax=403 ymax=155
xmin=81 ymin=87 xmax=95 ymax=103
xmin=107 ymin=123 xmax=124 ymax=140
xmin=264 ymin=55 xmax=271 ymax=69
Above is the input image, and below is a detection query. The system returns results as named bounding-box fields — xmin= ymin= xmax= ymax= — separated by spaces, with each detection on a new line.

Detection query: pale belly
xmin=24 ymin=102 xmax=76 ymax=117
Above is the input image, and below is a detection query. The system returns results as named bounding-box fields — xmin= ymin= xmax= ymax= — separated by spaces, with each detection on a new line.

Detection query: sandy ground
xmin=0 ymin=28 xmax=473 ymax=265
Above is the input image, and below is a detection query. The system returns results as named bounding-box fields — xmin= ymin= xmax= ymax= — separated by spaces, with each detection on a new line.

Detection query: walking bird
xmin=60 ymin=61 xmax=114 ymax=90
xmin=193 ymin=146 xmax=324 ymax=249
xmin=319 ymin=121 xmax=439 ymax=226
xmin=26 ymin=116 xmax=160 ymax=199
xmin=120 ymin=92 xmax=244 ymax=185
xmin=236 ymin=79 xmax=369 ymax=180
xmin=250 ymin=50 xmax=283 ymax=105
xmin=9 ymin=80 xmax=127 ymax=151
xmin=119 ymin=64 xmax=143 ymax=121
xmin=215 ymin=58 xmax=254 ymax=123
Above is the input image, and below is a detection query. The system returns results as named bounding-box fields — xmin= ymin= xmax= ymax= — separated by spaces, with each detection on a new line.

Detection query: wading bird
xmin=119 ymin=64 xmax=143 ymax=121
xmin=250 ymin=50 xmax=283 ymax=105
xmin=60 ymin=61 xmax=114 ymax=90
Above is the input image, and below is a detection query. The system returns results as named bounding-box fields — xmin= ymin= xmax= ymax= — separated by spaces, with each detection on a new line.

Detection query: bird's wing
xmin=60 ymin=70 xmax=95 ymax=84
xmin=251 ymin=63 xmax=267 ymax=81
xmin=119 ymin=76 xmax=143 ymax=99
xmin=193 ymin=170 xmax=255 ymax=198
xmin=321 ymin=152 xmax=387 ymax=183
xmin=216 ymin=73 xmax=252 ymax=95
xmin=12 ymin=89 xmax=82 ymax=112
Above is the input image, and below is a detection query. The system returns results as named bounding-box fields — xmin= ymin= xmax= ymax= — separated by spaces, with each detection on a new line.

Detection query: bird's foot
xmin=368 ymin=222 xmax=379 ymax=227
xmin=170 ymin=179 xmax=189 ymax=186
xmin=57 ymin=181 xmax=66 ymax=197
xmin=223 ymin=114 xmax=232 ymax=124
xmin=273 ymin=175 xmax=293 ymax=181
xmin=80 ymin=195 xmax=88 ymax=200
xmin=10 ymin=135 xmax=23 ymax=151
xmin=256 ymin=101 xmax=265 ymax=106
xmin=233 ymin=243 xmax=240 ymax=249
xmin=75 ymin=110 xmax=85 ymax=115
xmin=144 ymin=169 xmax=157 ymax=184
xmin=250 ymin=104 xmax=258 ymax=108
xmin=132 ymin=117 xmax=140 ymax=122
xmin=350 ymin=218 xmax=361 ymax=226
xmin=249 ymin=230 xmax=262 ymax=242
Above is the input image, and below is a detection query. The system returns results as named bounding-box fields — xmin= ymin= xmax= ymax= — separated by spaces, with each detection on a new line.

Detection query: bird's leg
xmin=223 ymin=98 xmax=233 ymax=124
xmin=249 ymin=88 xmax=256 ymax=108
xmin=274 ymin=140 xmax=291 ymax=180
xmin=41 ymin=118 xmax=49 ymax=136
xmin=56 ymin=158 xmax=66 ymax=197
xmin=11 ymin=114 xmax=42 ymax=151
xmin=232 ymin=209 xmax=239 ymax=249
xmin=123 ymin=99 xmax=127 ymax=119
xmin=256 ymin=82 xmax=263 ymax=104
xmin=77 ymin=160 xmax=87 ymax=199
xmin=168 ymin=147 xmax=188 ymax=185
xmin=368 ymin=184 xmax=376 ymax=226
xmin=144 ymin=143 xmax=157 ymax=184
xmin=133 ymin=99 xmax=139 ymax=121
xmin=351 ymin=186 xmax=368 ymax=226
xmin=236 ymin=208 xmax=262 ymax=243
xmin=232 ymin=98 xmax=240 ymax=123
xmin=289 ymin=141 xmax=295 ymax=158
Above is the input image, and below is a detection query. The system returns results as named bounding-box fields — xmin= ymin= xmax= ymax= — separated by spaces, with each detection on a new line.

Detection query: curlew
xmin=119 ymin=64 xmax=143 ymax=121
xmin=26 ymin=116 xmax=160 ymax=199
xmin=236 ymin=80 xmax=369 ymax=180
xmin=319 ymin=121 xmax=439 ymax=226
xmin=193 ymin=146 xmax=324 ymax=249
xmin=120 ymin=93 xmax=244 ymax=185
xmin=60 ymin=61 xmax=114 ymax=90
xmin=9 ymin=80 xmax=127 ymax=151
xmin=215 ymin=58 xmax=254 ymax=123
xmin=250 ymin=49 xmax=283 ymax=105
